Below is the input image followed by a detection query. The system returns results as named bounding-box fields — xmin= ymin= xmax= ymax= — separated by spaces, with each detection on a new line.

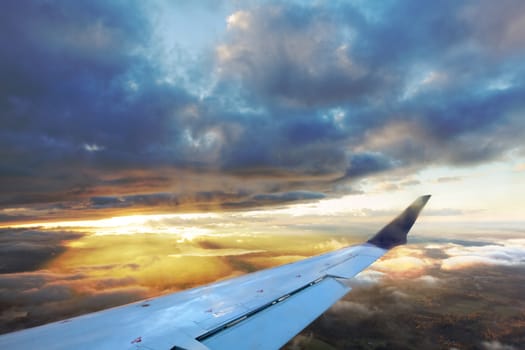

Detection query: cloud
xmin=481 ymin=341 xmax=517 ymax=350
xmin=0 ymin=229 xmax=84 ymax=273
xmin=227 ymin=10 xmax=251 ymax=30
xmin=344 ymin=152 xmax=397 ymax=179
xmin=2 ymin=224 xmax=525 ymax=347
xmin=436 ymin=176 xmax=462 ymax=183
xmin=216 ymin=5 xmax=377 ymax=107
xmin=461 ymin=0 xmax=525 ymax=55
xmin=330 ymin=300 xmax=376 ymax=317
xmin=0 ymin=271 xmax=149 ymax=333
xmin=0 ymin=1 xmax=204 ymax=207
xmin=223 ymin=191 xmax=328 ymax=209
xmin=372 ymin=255 xmax=433 ymax=278
xmin=441 ymin=255 xmax=509 ymax=270
xmin=415 ymin=274 xmax=440 ymax=286
xmin=351 ymin=270 xmax=386 ymax=287
xmin=423 ymin=208 xmax=467 ymax=216
xmin=252 ymin=191 xmax=325 ymax=202
xmin=1 ymin=0 xmax=525 ymax=219
xmin=89 ymin=193 xmax=178 ymax=209
xmin=168 ymin=249 xmax=264 ymax=258
xmin=87 ymin=190 xmax=326 ymax=211
xmin=515 ymin=163 xmax=525 ymax=172
xmin=400 ymin=179 xmax=420 ymax=187
xmin=441 ymin=242 xmax=525 ymax=270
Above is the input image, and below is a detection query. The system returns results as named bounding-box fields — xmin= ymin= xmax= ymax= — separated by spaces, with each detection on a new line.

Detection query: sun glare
xmin=5 ymin=213 xmax=221 ymax=237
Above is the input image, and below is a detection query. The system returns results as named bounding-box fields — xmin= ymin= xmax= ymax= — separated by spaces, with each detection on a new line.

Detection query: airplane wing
xmin=0 ymin=195 xmax=430 ymax=350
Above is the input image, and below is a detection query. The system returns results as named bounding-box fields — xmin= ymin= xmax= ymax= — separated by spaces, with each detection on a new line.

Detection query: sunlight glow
xmin=7 ymin=213 xmax=220 ymax=238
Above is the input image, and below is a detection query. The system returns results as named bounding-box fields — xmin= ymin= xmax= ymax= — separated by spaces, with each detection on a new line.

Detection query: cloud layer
xmin=2 ymin=222 xmax=525 ymax=346
xmin=1 ymin=1 xmax=525 ymax=219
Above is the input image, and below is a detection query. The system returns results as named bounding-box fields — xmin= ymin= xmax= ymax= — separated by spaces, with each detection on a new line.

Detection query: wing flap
xmin=201 ymin=277 xmax=349 ymax=350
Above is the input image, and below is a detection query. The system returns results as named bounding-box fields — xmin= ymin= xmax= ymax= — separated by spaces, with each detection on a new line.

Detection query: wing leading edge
xmin=0 ymin=195 xmax=430 ymax=350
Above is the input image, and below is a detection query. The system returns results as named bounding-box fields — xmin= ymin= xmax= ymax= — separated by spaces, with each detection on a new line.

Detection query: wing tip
xmin=420 ymin=194 xmax=431 ymax=203
xmin=367 ymin=195 xmax=431 ymax=250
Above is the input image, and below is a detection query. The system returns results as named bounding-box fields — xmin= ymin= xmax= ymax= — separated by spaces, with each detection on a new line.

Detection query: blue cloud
xmin=1 ymin=0 xmax=524 ymax=215
xmin=345 ymin=153 xmax=396 ymax=179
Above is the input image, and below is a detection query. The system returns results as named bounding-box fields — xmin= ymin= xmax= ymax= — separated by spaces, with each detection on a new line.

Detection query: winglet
xmin=367 ymin=195 xmax=431 ymax=250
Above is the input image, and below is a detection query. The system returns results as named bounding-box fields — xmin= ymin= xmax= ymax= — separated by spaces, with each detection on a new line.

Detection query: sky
xmin=1 ymin=0 xmax=524 ymax=224
xmin=1 ymin=0 xmax=525 ymax=348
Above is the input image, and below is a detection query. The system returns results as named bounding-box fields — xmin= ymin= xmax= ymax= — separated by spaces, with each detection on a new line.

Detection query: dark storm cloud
xmin=252 ymin=191 xmax=325 ymax=202
xmin=89 ymin=193 xmax=176 ymax=209
xmin=217 ymin=0 xmax=525 ymax=171
xmin=88 ymin=190 xmax=253 ymax=210
xmin=0 ymin=271 xmax=147 ymax=334
xmin=1 ymin=0 xmax=525 ymax=216
xmin=222 ymin=190 xmax=326 ymax=209
xmin=216 ymin=4 xmax=383 ymax=106
xmin=87 ymin=188 xmax=328 ymax=212
xmin=344 ymin=152 xmax=397 ymax=179
xmin=0 ymin=229 xmax=84 ymax=273
xmin=0 ymin=0 xmax=224 ymax=210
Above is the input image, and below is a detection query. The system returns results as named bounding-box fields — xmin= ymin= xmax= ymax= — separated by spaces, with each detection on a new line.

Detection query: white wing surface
xmin=0 ymin=195 xmax=430 ymax=350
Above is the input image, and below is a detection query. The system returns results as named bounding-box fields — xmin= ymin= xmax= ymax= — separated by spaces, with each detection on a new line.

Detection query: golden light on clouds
xmin=31 ymin=213 xmax=354 ymax=298
xmin=371 ymin=246 xmax=436 ymax=279
xmin=3 ymin=201 xmax=524 ymax=331
xmin=2 ymin=205 xmax=525 ymax=340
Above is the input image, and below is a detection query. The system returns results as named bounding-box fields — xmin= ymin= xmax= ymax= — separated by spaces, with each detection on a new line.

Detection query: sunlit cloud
xmin=168 ymin=248 xmax=265 ymax=257
xmin=441 ymin=241 xmax=525 ymax=270
xmin=481 ymin=340 xmax=517 ymax=350
xmin=371 ymin=247 xmax=436 ymax=278
xmin=227 ymin=10 xmax=251 ymax=30
xmin=351 ymin=270 xmax=386 ymax=287
xmin=415 ymin=274 xmax=440 ymax=286
xmin=83 ymin=143 xmax=104 ymax=152
xmin=8 ymin=213 xmax=220 ymax=237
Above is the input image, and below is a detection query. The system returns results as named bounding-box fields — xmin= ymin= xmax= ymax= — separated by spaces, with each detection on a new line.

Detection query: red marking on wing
xmin=131 ymin=336 xmax=142 ymax=344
